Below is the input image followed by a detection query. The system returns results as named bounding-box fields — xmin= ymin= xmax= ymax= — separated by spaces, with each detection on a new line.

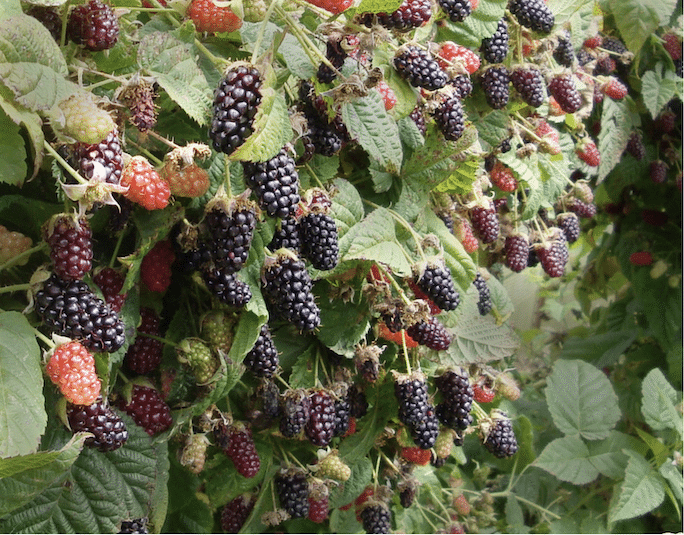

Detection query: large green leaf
xmin=0 ymin=63 xmax=78 ymax=112
xmin=641 ymin=368 xmax=682 ymax=436
xmin=0 ymin=95 xmax=44 ymax=180
xmin=536 ymin=435 xmax=600 ymax=485
xmin=608 ymin=0 xmax=661 ymax=53
xmin=641 ymin=64 xmax=683 ymax=120
xmin=0 ymin=15 xmax=67 ymax=75
xmin=545 ymin=359 xmax=621 ymax=440
xmin=609 ymin=450 xmax=666 ymax=524
xmin=0 ymin=312 xmax=45 ymax=459
xmin=0 ymin=106 xmax=27 ymax=186
xmin=597 ymin=98 xmax=637 ymax=182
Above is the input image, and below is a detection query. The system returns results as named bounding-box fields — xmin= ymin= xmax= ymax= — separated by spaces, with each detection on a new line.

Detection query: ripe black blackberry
xmin=269 ymin=216 xmax=301 ymax=253
xmin=118 ymin=519 xmax=148 ymax=534
xmin=67 ymin=397 xmax=128 ymax=452
xmin=44 ymin=215 xmax=93 ymax=281
xmin=415 ymin=262 xmax=460 ymax=311
xmin=359 ymin=503 xmax=392 ymax=534
xmin=557 ymin=212 xmax=580 ymax=243
xmin=210 ymin=66 xmax=262 ymax=155
xmin=554 ymin=32 xmax=575 ymax=67
xmin=473 ymin=273 xmax=492 ymax=316
xmin=508 ymin=0 xmax=554 ymax=34
xmin=393 ymin=46 xmax=447 ymax=91
xmin=481 ymin=19 xmax=509 ymax=63
xmin=204 ymin=200 xmax=257 ymax=274
xmin=74 ymin=130 xmax=124 ymax=185
xmin=450 ymin=74 xmax=473 ymax=99
xmin=27 ymin=5 xmax=62 ymax=41
xmin=259 ymin=379 xmax=282 ymax=419
xmin=409 ymin=106 xmax=427 ymax=136
xmin=411 ymin=409 xmax=439 ymax=449
xmin=504 ymin=234 xmax=529 ymax=272
xmin=349 ymin=386 xmax=369 ymax=418
xmin=433 ymin=94 xmax=465 ymax=142
xmin=394 ymin=372 xmax=430 ymax=427
xmin=35 ymin=274 xmax=125 ymax=353
xmin=261 ymin=254 xmax=321 ymax=332
xmin=437 ymin=0 xmax=471 ymax=22
xmin=406 ymin=317 xmax=452 ymax=350
xmin=483 ymin=415 xmax=518 ymax=458
xmin=221 ymin=495 xmax=255 ymax=533
xmin=299 ymin=212 xmax=339 ymax=270
xmin=481 ymin=66 xmax=510 ymax=109
xmin=438 ymin=211 xmax=455 ymax=233
xmin=244 ymin=324 xmax=279 ymax=377
xmin=576 ymin=49 xmax=593 ymax=66
xmin=367 ymin=0 xmax=432 ymax=32
xmin=435 ymin=368 xmax=473 ymax=430
xmin=470 ymin=204 xmax=500 ymax=243
xmin=202 ymin=265 xmax=252 ymax=307
xmin=306 ymin=389 xmax=336 ymax=446
xmin=625 ymin=132 xmax=645 ymax=160
xmin=548 ymin=74 xmax=582 ymax=113
xmin=67 ymin=0 xmax=119 ymax=51
xmin=280 ymin=389 xmax=311 ymax=437
xmin=332 ymin=386 xmax=352 ymax=437
xmin=317 ymin=37 xmax=347 ymax=84
xmin=310 ymin=122 xmax=343 ymax=156
xmin=276 ymin=469 xmax=310 ymax=518
xmin=510 ymin=67 xmax=545 ymax=107
xmin=243 ymin=149 xmax=300 ymax=219
xmin=601 ymin=37 xmax=628 ymax=61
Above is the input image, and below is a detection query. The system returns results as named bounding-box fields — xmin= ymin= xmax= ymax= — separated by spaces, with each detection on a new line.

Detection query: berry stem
xmin=489 ymin=492 xmax=562 ymax=520
xmin=32 ymin=328 xmax=55 ymax=348
xmin=470 ymin=400 xmax=488 ymax=421
xmin=108 ymin=226 xmax=128 ymax=268
xmin=375 ymin=263 xmax=411 ymax=306
xmin=285 ymin=450 xmax=308 ymax=471
xmin=147 ymin=129 xmax=180 ymax=150
xmin=275 ymin=6 xmax=338 ymax=74
xmin=224 ymin=154 xmax=232 ymax=197
xmin=193 ymin=39 xmax=226 ymax=70
xmin=415 ymin=503 xmax=440 ymax=531
xmin=125 ymin=138 xmax=164 ymax=166
xmin=401 ymin=333 xmax=412 ymax=375
xmin=427 ymin=486 xmax=455 ymax=521
xmin=0 ymin=282 xmax=31 ymax=295
xmin=251 ymin=0 xmax=282 ymax=65
xmin=138 ymin=332 xmax=179 ymax=348
xmin=304 ymin=163 xmax=325 ymax=188
xmin=273 ymin=374 xmax=291 ymax=390
xmin=0 ymin=242 xmax=47 ymax=272
xmin=378 ymin=450 xmax=401 ymax=474
xmin=43 ymin=141 xmax=89 ymax=186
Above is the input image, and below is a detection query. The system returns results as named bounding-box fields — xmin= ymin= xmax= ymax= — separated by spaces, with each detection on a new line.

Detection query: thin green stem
xmin=138 ymin=332 xmax=179 ymax=348
xmin=428 ymin=486 xmax=453 ymax=519
xmin=402 ymin=332 xmax=412 ymax=375
xmin=0 ymin=283 xmax=30 ymax=295
xmin=304 ymin=163 xmax=325 ymax=188
xmin=33 ymin=328 xmax=54 ymax=348
xmin=509 ymin=494 xmax=562 ymax=521
xmin=224 ymin=154 xmax=232 ymax=197
xmin=125 ymin=138 xmax=164 ymax=166
xmin=375 ymin=263 xmax=411 ymax=306
xmin=415 ymin=504 xmax=440 ymax=531
xmin=286 ymin=450 xmax=308 ymax=471
xmin=471 ymin=400 xmax=489 ymax=421
xmin=275 ymin=6 xmax=333 ymax=72
xmin=44 ymin=141 xmax=88 ymax=185
xmin=251 ymin=0 xmax=282 ymax=64
xmin=363 ymin=199 xmax=427 ymax=262
xmin=273 ymin=374 xmax=291 ymax=390
xmin=147 ymin=129 xmax=179 ymax=150
xmin=313 ymin=349 xmax=320 ymax=388
xmin=194 ymin=39 xmax=226 ymax=69
xmin=373 ymin=450 xmax=382 ymax=485
xmin=0 ymin=243 xmax=47 ymax=272
xmin=379 ymin=450 xmax=401 ymax=473
xmin=108 ymin=227 xmax=127 ymax=268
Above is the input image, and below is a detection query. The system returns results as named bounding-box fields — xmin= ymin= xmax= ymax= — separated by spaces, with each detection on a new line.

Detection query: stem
xmin=470 ymin=401 xmax=488 ymax=421
xmin=275 ymin=6 xmax=332 ymax=71
xmin=363 ymin=199 xmax=427 ymax=263
xmin=500 ymin=493 xmax=562 ymax=520
xmin=416 ymin=505 xmax=440 ymax=531
xmin=44 ymin=141 xmax=88 ymax=185
xmin=251 ymin=0 xmax=282 ymax=64
xmin=224 ymin=154 xmax=232 ymax=197
xmin=125 ymin=138 xmax=164 ymax=166
xmin=108 ymin=227 xmax=127 ymax=268
xmin=0 ymin=283 xmax=30 ymax=295
xmin=193 ymin=39 xmax=226 ymax=69
xmin=379 ymin=450 xmax=401 ymax=473
xmin=33 ymin=328 xmax=54 ymax=348
xmin=138 ymin=332 xmax=179 ymax=348
xmin=286 ymin=450 xmax=308 ymax=470
xmin=376 ymin=263 xmax=411 ymax=306
xmin=402 ymin=333 xmax=412 ymax=375
xmin=428 ymin=486 xmax=453 ymax=519
xmin=273 ymin=374 xmax=291 ymax=390
xmin=373 ymin=450 xmax=381 ymax=485
xmin=147 ymin=129 xmax=179 ymax=149
xmin=0 ymin=243 xmax=47 ymax=272
xmin=304 ymin=163 xmax=325 ymax=188
xmin=313 ymin=349 xmax=320 ymax=388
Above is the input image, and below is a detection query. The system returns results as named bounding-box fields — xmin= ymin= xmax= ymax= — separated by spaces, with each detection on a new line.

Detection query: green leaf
xmin=0 ymin=414 xmax=168 ymax=533
xmin=641 ymin=64 xmax=682 ymax=119
xmin=0 ymin=0 xmax=21 ymax=18
xmin=432 ymin=158 xmax=479 ymax=195
xmin=0 ymin=95 xmax=44 ymax=180
xmin=397 ymin=116 xmax=424 ymax=149
xmin=0 ymin=434 xmax=87 ymax=517
xmin=0 ymin=311 xmax=45 ymax=458
xmin=506 ymin=494 xmax=529 ymax=533
xmin=547 ymin=0 xmax=593 ymax=26
xmin=560 ymin=330 xmax=636 ymax=366
xmin=330 ymin=178 xmax=364 ymax=234
xmin=536 ymin=435 xmax=600 ymax=484
xmin=0 ymin=63 xmax=78 ymax=112
xmin=476 ymin=110 xmax=509 ymax=149
xmin=586 ymin=431 xmax=644 ymax=479
xmin=341 ymin=93 xmax=403 ymax=173
xmin=0 ymin=106 xmax=26 ymax=186
xmin=634 ymin=427 xmax=670 ymax=467
xmin=356 ymin=0 xmax=402 ymax=13
xmin=238 ymin=460 xmax=279 ymax=534
xmin=641 ymin=368 xmax=682 ymax=436
xmin=329 ymin=457 xmax=373 ymax=509
xmin=544 ymin=359 xmax=621 ymax=440
xmin=609 ymin=0 xmax=661 ymax=53
xmin=0 ymin=15 xmax=67 ymax=75
xmin=316 ymin=288 xmax=371 ymax=357
xmin=597 ymin=98 xmax=636 ymax=183
xmin=609 ymin=450 xmax=666 ymax=523
xmin=0 ymin=194 xmax=61 ymax=240
xmin=659 ymin=462 xmax=683 ymax=505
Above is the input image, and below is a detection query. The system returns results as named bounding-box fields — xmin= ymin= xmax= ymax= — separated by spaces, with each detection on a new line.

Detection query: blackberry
xmin=625 ymin=132 xmax=645 ymax=160
xmin=481 ymin=66 xmax=509 ymax=109
xmin=411 ymin=409 xmax=439 ymax=449
xmin=473 ymin=273 xmax=492 ymax=315
xmin=367 ymin=0 xmax=432 ymax=31
xmin=124 ymin=308 xmax=163 ymax=375
xmin=535 ymin=236 xmax=567 ymax=277
xmin=210 ymin=66 xmax=262 ymax=155
xmin=175 ymin=243 xmax=212 ymax=273
xmin=504 ymin=234 xmax=529 ymax=272
xmin=306 ymin=389 xmax=336 ymax=446
xmin=435 ymin=369 xmax=473 ymax=430
xmin=433 ymin=94 xmax=465 ymax=142
xmin=67 ymin=397 xmax=128 ymax=452
xmin=481 ymin=19 xmax=509 ymax=63
xmin=601 ymin=37 xmax=628 ymax=59
xmin=119 ymin=519 xmax=148 ymax=534
xmin=268 ymin=216 xmax=301 ymax=252
xmin=359 ymin=503 xmax=392 ymax=534
xmin=437 ymin=0 xmax=471 ymax=22
xmin=221 ymin=495 xmax=255 ymax=533
xmin=333 ymin=386 xmax=352 ymax=437
xmin=309 ymin=122 xmax=343 ymax=156
xmin=243 ymin=149 xmax=300 ymax=219
xmin=510 ymin=67 xmax=545 ymax=107
xmin=409 ymin=106 xmax=427 ymax=136
xmin=406 ymin=317 xmax=452 ymax=350
xmin=483 ymin=415 xmax=518 ymax=458
xmin=276 ymin=469 xmax=310 ymax=519
xmin=202 ymin=265 xmax=252 ymax=307
xmin=280 ymin=389 xmax=311 ymax=437
xmin=415 ymin=262 xmax=460 ymax=311
xmin=500 ymin=138 xmax=511 ymax=152
xmin=93 ymin=267 xmax=126 ymax=312
xmin=349 ymin=386 xmax=369 ymax=418
xmin=74 ymin=130 xmax=123 ymax=185
xmin=393 ymin=46 xmax=447 ymax=91
xmin=566 ymin=198 xmax=597 ymax=218
xmin=399 ymin=486 xmax=416 ymax=508
xmin=508 ymin=0 xmax=554 ymax=34
xmin=44 ymin=215 xmax=93 ymax=281
xmin=35 ymin=274 xmax=125 ymax=353
xmin=438 ymin=211 xmax=455 ymax=233
xmin=527 ymin=245 xmax=539 ymax=267
xmin=205 ymin=200 xmax=257 ymax=274
xmin=117 ymin=385 xmax=173 ymax=436
xmin=450 ymin=74 xmax=473 ymax=99
xmin=27 ymin=5 xmax=62 ymax=42
xmin=261 ymin=254 xmax=321 ymax=332
xmin=557 ymin=212 xmax=580 ymax=243
xmin=260 ymin=379 xmax=282 ymax=419
xmin=67 ymin=0 xmax=119 ymax=51
xmin=470 ymin=204 xmax=499 ymax=243
xmin=299 ymin=212 xmax=339 ymax=270
xmin=548 ymin=74 xmax=582 ymax=113
xmin=554 ymin=32 xmax=575 ymax=67
xmin=577 ymin=49 xmax=593 ymax=66
xmin=318 ymin=37 xmax=347 ymax=84
xmin=394 ymin=372 xmax=430 ymax=427
xmin=244 ymin=324 xmax=279 ymax=377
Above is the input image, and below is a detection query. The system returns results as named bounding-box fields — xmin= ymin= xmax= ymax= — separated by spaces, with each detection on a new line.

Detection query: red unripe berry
xmin=629 ymin=251 xmax=653 ymax=266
